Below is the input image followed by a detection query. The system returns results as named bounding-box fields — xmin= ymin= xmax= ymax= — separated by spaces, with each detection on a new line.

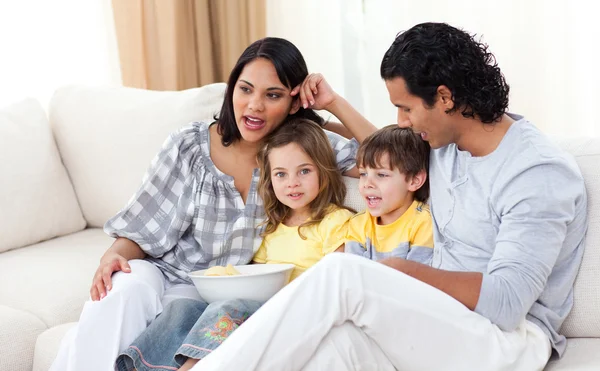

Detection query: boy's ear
xmin=290 ymin=97 xmax=301 ymax=115
xmin=408 ymin=169 xmax=427 ymax=192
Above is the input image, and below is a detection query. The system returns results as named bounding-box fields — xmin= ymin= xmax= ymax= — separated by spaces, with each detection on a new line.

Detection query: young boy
xmin=345 ymin=125 xmax=433 ymax=264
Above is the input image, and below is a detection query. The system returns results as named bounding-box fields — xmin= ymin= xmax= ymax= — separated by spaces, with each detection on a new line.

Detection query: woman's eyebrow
xmin=239 ymin=79 xmax=286 ymax=92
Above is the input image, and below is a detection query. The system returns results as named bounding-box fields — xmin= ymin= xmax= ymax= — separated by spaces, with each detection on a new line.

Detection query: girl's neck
xmin=283 ymin=208 xmax=310 ymax=227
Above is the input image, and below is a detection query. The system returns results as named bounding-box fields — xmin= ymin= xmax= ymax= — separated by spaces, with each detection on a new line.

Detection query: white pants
xmin=194 ymin=253 xmax=551 ymax=371
xmin=50 ymin=259 xmax=200 ymax=371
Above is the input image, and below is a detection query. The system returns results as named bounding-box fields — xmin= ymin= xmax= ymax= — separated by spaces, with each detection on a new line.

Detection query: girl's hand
xmin=291 ymin=73 xmax=339 ymax=111
xmin=90 ymin=253 xmax=131 ymax=301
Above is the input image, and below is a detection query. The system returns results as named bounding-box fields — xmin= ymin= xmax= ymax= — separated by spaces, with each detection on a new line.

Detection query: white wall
xmin=0 ymin=0 xmax=121 ymax=109
xmin=267 ymin=0 xmax=600 ymax=136
xmin=266 ymin=0 xmax=364 ymax=121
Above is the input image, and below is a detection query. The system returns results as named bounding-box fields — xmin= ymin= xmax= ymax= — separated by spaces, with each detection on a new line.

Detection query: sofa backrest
xmin=49 ymin=83 xmax=226 ymax=228
xmin=553 ymin=137 xmax=600 ymax=338
xmin=0 ymin=99 xmax=85 ymax=253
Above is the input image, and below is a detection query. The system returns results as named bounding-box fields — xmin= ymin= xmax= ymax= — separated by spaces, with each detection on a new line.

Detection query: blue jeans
xmin=115 ymin=298 xmax=262 ymax=371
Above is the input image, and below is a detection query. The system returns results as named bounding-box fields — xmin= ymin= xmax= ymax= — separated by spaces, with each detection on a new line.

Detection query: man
xmin=192 ymin=22 xmax=587 ymax=371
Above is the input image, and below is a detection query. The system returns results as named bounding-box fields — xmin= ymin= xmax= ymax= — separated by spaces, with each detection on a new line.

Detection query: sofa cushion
xmin=33 ymin=322 xmax=76 ymax=371
xmin=0 ymin=228 xmax=111 ymax=327
xmin=553 ymin=138 xmax=600 ymax=338
xmin=49 ymin=83 xmax=226 ymax=228
xmin=343 ymin=177 xmax=365 ymax=213
xmin=544 ymin=338 xmax=600 ymax=370
xmin=0 ymin=99 xmax=86 ymax=253
xmin=0 ymin=305 xmax=47 ymax=371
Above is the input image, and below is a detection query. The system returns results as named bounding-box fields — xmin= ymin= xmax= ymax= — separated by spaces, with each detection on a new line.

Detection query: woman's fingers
xmin=90 ymin=280 xmax=100 ymax=301
xmin=301 ymin=77 xmax=316 ymax=108
xmin=309 ymin=73 xmax=322 ymax=95
xmin=118 ymin=257 xmax=131 ymax=275
xmin=290 ymin=85 xmax=301 ymax=96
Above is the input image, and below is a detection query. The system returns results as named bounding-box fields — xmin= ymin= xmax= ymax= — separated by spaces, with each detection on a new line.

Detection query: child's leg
xmin=174 ymin=299 xmax=263 ymax=365
xmin=50 ymin=259 xmax=167 ymax=371
xmin=116 ymin=298 xmax=208 ymax=371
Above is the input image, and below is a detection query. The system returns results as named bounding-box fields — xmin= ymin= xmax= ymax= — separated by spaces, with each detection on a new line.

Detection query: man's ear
xmin=290 ymin=97 xmax=301 ymax=115
xmin=408 ymin=169 xmax=427 ymax=192
xmin=436 ymin=85 xmax=454 ymax=111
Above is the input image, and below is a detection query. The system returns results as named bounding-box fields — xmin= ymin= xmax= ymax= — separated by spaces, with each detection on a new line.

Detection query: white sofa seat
xmin=0 ymin=229 xmax=109 ymax=370
xmin=0 ymin=305 xmax=47 ymax=371
xmin=545 ymin=338 xmax=600 ymax=370
xmin=33 ymin=323 xmax=76 ymax=371
xmin=0 ymin=229 xmax=111 ymax=328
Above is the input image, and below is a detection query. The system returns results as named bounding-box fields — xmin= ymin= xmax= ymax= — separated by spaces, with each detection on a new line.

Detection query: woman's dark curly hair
xmin=380 ymin=22 xmax=509 ymax=123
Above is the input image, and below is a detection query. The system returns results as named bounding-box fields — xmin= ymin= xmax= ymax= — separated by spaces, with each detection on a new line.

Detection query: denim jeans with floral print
xmin=116 ymin=298 xmax=262 ymax=371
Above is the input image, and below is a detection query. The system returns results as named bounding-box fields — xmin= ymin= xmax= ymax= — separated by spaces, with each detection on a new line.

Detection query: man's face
xmin=385 ymin=77 xmax=456 ymax=149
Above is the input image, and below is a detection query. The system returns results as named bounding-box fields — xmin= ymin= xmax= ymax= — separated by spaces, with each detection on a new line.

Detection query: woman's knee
xmin=110 ymin=259 xmax=165 ymax=296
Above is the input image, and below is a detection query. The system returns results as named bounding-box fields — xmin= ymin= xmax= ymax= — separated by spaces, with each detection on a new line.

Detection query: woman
xmin=50 ymin=37 xmax=375 ymax=371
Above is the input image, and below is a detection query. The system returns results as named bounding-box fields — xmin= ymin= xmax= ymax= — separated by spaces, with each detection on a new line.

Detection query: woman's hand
xmin=291 ymin=73 xmax=339 ymax=111
xmin=292 ymin=73 xmax=378 ymax=143
xmin=90 ymin=253 xmax=131 ymax=301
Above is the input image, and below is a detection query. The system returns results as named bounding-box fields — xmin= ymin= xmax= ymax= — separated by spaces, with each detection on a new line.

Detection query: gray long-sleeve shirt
xmin=430 ymin=114 xmax=587 ymax=356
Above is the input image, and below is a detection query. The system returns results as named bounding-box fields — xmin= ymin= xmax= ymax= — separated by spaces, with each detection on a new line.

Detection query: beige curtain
xmin=112 ymin=0 xmax=266 ymax=90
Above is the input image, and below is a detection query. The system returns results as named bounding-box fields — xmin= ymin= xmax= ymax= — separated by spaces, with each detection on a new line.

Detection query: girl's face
xmin=232 ymin=58 xmax=300 ymax=144
xmin=269 ymin=142 xmax=320 ymax=220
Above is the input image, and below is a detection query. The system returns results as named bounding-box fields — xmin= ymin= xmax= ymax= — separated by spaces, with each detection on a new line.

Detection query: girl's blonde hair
xmin=257 ymin=118 xmax=348 ymax=239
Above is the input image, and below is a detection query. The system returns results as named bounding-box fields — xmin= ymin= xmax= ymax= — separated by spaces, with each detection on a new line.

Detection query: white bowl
xmin=188 ymin=264 xmax=295 ymax=303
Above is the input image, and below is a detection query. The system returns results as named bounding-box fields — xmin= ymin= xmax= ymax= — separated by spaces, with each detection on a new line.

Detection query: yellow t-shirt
xmin=346 ymin=200 xmax=434 ymax=264
xmin=253 ymin=206 xmax=354 ymax=281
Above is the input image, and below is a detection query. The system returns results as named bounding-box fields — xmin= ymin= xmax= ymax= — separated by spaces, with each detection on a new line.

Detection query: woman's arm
xmin=324 ymin=121 xmax=353 ymax=140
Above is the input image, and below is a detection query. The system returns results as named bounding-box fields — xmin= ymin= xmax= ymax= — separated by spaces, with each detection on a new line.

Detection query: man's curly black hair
xmin=380 ymin=22 xmax=509 ymax=124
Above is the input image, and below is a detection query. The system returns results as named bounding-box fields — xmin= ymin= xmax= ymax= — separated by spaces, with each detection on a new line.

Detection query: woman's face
xmin=232 ymin=58 xmax=300 ymax=144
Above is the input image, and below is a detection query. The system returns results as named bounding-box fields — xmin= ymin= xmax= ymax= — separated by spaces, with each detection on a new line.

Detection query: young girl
xmin=50 ymin=37 xmax=372 ymax=371
xmin=115 ymin=118 xmax=354 ymax=371
xmin=252 ymin=118 xmax=354 ymax=280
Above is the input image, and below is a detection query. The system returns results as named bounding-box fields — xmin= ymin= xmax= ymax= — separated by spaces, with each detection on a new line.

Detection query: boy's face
xmin=358 ymin=153 xmax=418 ymax=225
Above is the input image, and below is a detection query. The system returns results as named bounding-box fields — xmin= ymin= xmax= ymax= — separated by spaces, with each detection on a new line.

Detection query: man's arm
xmin=383 ymin=161 xmax=585 ymax=331
xmin=379 ymin=258 xmax=482 ymax=310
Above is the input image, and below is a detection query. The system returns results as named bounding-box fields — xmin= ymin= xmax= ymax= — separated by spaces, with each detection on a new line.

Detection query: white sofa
xmin=0 ymin=83 xmax=598 ymax=371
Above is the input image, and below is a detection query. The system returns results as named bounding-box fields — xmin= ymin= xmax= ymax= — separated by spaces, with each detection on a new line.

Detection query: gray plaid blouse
xmin=104 ymin=121 xmax=358 ymax=284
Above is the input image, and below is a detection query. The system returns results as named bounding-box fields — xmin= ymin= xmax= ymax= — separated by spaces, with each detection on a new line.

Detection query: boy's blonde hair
xmin=357 ymin=125 xmax=431 ymax=202
xmin=257 ymin=118 xmax=349 ymax=238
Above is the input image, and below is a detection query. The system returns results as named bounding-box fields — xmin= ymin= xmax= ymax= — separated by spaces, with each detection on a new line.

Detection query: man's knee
xmin=318 ymin=252 xmax=363 ymax=270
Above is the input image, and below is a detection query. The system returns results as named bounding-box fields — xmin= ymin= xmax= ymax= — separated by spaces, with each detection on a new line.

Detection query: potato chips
xmin=204 ymin=264 xmax=242 ymax=276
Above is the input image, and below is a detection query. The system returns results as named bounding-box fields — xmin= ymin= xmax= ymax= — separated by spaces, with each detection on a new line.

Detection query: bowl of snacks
xmin=188 ymin=263 xmax=295 ymax=303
